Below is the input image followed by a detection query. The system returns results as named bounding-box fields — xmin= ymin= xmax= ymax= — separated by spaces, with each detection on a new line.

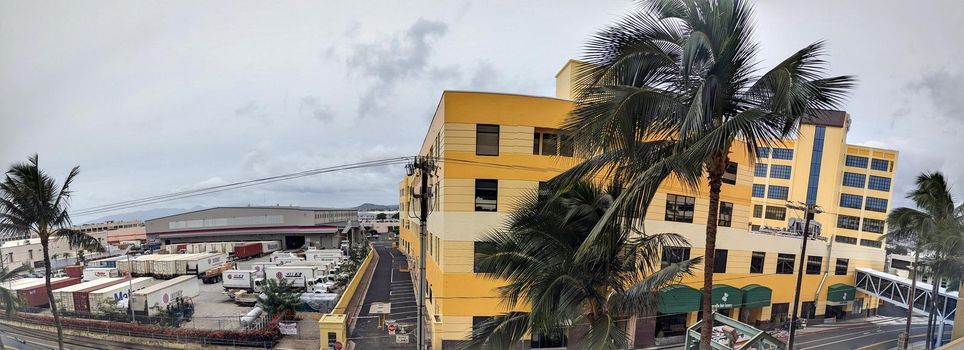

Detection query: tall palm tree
xmin=884 ymin=172 xmax=964 ymax=349
xmin=0 ymin=265 xmax=31 ymax=350
xmin=0 ymin=155 xmax=104 ymax=350
xmin=561 ymin=1 xmax=853 ymax=347
xmin=464 ymin=181 xmax=700 ymax=349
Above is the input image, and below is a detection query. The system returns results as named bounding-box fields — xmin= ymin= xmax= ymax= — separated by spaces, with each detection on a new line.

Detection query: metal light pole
xmin=786 ymin=202 xmax=821 ymax=349
xmin=407 ymin=157 xmax=435 ymax=350
xmin=127 ymin=254 xmax=135 ymax=323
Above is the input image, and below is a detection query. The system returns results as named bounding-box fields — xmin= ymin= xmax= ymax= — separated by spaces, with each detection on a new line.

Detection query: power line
xmin=71 ymin=157 xmax=413 ymax=217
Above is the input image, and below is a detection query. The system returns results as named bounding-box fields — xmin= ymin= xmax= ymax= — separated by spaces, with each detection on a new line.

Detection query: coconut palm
xmin=560 ymin=0 xmax=854 ymax=347
xmin=463 ymin=181 xmax=700 ymax=349
xmin=257 ymin=279 xmax=301 ymax=318
xmin=884 ymin=172 xmax=964 ymax=349
xmin=0 ymin=265 xmax=30 ymax=350
xmin=0 ymin=154 xmax=105 ymax=350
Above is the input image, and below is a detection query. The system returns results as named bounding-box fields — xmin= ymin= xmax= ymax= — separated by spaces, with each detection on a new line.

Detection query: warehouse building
xmin=145 ymin=206 xmax=358 ymax=250
xmin=397 ymin=60 xmax=897 ymax=349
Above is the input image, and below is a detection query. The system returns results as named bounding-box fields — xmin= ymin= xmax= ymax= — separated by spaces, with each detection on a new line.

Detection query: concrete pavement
xmin=350 ymin=242 xmax=417 ymax=349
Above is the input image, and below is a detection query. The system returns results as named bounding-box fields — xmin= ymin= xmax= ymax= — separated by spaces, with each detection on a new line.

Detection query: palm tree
xmin=561 ymin=1 xmax=854 ymax=347
xmin=257 ymin=279 xmax=301 ymax=318
xmin=464 ymin=181 xmax=700 ymax=349
xmin=0 ymin=265 xmax=31 ymax=350
xmin=884 ymin=172 xmax=964 ymax=349
xmin=0 ymin=155 xmax=105 ymax=350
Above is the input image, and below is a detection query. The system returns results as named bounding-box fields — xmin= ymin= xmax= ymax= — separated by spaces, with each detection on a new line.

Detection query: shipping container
xmin=15 ymin=277 xmax=81 ymax=307
xmin=71 ymin=277 xmax=133 ymax=313
xmin=250 ymin=261 xmax=279 ymax=274
xmin=64 ymin=265 xmax=83 ymax=278
xmin=150 ymin=254 xmax=184 ymax=278
xmin=304 ymin=249 xmax=345 ymax=261
xmin=82 ymin=267 xmax=119 ymax=281
xmin=50 ymin=277 xmax=123 ymax=311
xmin=192 ymin=252 xmax=229 ymax=275
xmin=0 ymin=277 xmax=46 ymax=290
xmin=264 ymin=265 xmax=324 ymax=289
xmin=221 ymin=270 xmax=259 ymax=290
xmin=87 ymin=277 xmax=155 ymax=314
xmin=89 ymin=255 xmax=128 ymax=269
xmin=131 ymin=275 xmax=200 ymax=316
xmin=233 ymin=242 xmax=263 ymax=260
xmin=260 ymin=240 xmax=282 ymax=254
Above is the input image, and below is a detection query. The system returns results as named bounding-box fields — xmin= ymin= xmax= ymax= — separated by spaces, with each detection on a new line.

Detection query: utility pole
xmin=786 ymin=201 xmax=821 ymax=349
xmin=406 ymin=156 xmax=435 ymax=350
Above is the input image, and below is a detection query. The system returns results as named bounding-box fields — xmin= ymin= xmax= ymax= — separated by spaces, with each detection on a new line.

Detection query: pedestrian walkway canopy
xmin=741 ymin=284 xmax=772 ymax=308
xmin=659 ymin=285 xmax=701 ymax=314
xmin=684 ymin=312 xmax=786 ymax=350
xmin=826 ymin=283 xmax=856 ymax=303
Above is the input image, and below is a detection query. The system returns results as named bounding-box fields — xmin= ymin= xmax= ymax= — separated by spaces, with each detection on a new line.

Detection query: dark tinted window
xmin=777 ymin=254 xmax=795 ymax=274
xmin=765 ymin=206 xmax=786 ymax=220
xmin=806 ymin=256 xmax=822 ymax=275
xmin=718 ymin=202 xmax=733 ymax=227
xmin=845 ymin=155 xmax=868 ymax=168
xmin=750 ymin=252 xmax=765 ymax=274
xmin=714 ymin=249 xmax=728 ymax=273
xmin=474 ymin=179 xmax=498 ymax=212
xmin=662 ymin=247 xmax=690 ymax=265
xmin=871 ymin=159 xmax=890 ymax=171
xmin=862 ymin=218 xmax=885 ymax=233
xmin=837 ymin=215 xmax=860 ymax=230
xmin=753 ymin=205 xmax=763 ymax=218
xmin=665 ymin=194 xmax=695 ymax=223
xmin=835 ymin=258 xmax=849 ymax=275
xmin=834 ymin=235 xmax=857 ymax=245
xmin=476 ymin=124 xmax=499 ymax=156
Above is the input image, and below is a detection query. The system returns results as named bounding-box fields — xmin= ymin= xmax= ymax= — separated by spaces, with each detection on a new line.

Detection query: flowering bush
xmin=16 ymin=312 xmax=285 ymax=343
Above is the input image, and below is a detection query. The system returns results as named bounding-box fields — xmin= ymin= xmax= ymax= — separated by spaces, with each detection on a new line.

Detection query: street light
xmin=127 ymin=254 xmax=135 ymax=323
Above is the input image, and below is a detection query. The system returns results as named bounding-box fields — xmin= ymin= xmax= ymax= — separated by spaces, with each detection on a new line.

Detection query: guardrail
xmin=320 ymin=243 xmax=377 ymax=349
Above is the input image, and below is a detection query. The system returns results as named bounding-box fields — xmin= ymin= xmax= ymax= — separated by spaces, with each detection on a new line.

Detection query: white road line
xmin=799 ymin=329 xmax=905 ymax=350
xmin=796 ymin=325 xmax=927 ymax=346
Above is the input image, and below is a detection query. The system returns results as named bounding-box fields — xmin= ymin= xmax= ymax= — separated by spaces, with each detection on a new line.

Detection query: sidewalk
xmin=350 ymin=242 xmax=417 ymax=349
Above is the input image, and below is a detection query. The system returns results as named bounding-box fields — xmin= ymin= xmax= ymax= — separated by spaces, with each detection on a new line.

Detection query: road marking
xmin=799 ymin=326 xmax=933 ymax=350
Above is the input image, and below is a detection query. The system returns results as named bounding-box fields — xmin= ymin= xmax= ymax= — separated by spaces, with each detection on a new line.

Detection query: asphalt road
xmin=793 ymin=322 xmax=953 ymax=349
xmin=350 ymin=242 xmax=417 ymax=349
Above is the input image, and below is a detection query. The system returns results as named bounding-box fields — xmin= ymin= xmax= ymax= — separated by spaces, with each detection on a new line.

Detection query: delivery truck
xmin=188 ymin=252 xmax=229 ymax=276
xmin=87 ymin=277 xmax=155 ymax=314
xmin=131 ymin=275 xmax=200 ymax=316
xmin=221 ymin=270 xmax=264 ymax=295
xmin=304 ymin=249 xmax=345 ymax=261
xmin=250 ymin=261 xmax=279 ymax=274
xmin=260 ymin=241 xmax=282 ymax=254
xmin=264 ymin=265 xmax=326 ymax=289
xmin=15 ymin=277 xmax=81 ymax=307
xmin=51 ymin=277 xmax=125 ymax=312
xmin=82 ymin=267 xmax=119 ymax=281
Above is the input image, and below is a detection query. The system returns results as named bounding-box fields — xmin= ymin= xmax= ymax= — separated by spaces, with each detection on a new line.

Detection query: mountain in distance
xmin=352 ymin=203 xmax=399 ymax=211
xmin=83 ymin=206 xmax=205 ymax=224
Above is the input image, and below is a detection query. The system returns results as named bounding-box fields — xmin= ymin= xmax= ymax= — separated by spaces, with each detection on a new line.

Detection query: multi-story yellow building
xmin=398 ymin=60 xmax=897 ymax=349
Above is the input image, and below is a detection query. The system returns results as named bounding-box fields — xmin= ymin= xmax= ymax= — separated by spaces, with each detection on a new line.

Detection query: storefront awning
xmin=827 ymin=283 xmax=856 ymax=303
xmin=741 ymin=284 xmax=773 ymax=308
xmin=658 ymin=285 xmax=701 ymax=314
xmin=703 ymin=284 xmax=743 ymax=309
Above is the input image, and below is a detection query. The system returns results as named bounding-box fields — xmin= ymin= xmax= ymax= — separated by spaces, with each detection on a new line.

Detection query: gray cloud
xmin=299 ymin=96 xmax=334 ymax=123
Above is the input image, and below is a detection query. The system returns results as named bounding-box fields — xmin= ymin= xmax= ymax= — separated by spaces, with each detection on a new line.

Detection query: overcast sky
xmin=2 ymin=1 xmax=963 ymax=220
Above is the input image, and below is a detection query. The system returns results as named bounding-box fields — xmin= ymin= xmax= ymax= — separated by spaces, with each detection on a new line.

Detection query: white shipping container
xmin=221 ymin=242 xmax=236 ymax=254
xmin=222 ymin=270 xmax=257 ymax=290
xmin=132 ymin=255 xmax=161 ymax=275
xmin=51 ymin=277 xmax=124 ymax=312
xmin=173 ymin=253 xmax=205 ymax=275
xmin=87 ymin=277 xmax=155 ymax=313
xmin=264 ymin=265 xmax=321 ymax=288
xmin=131 ymin=275 xmax=200 ymax=315
xmin=82 ymin=268 xmax=118 ymax=281
xmin=250 ymin=261 xmax=279 ymax=274
xmin=260 ymin=241 xmax=282 ymax=253
xmin=150 ymin=255 xmax=183 ymax=277
xmin=194 ymin=252 xmax=229 ymax=274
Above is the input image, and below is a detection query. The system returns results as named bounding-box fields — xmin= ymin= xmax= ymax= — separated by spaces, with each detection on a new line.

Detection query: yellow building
xmin=398 ymin=61 xmax=896 ymax=349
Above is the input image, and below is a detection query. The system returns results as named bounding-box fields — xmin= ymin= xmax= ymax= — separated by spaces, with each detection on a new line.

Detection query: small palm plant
xmin=0 ymin=265 xmax=30 ymax=350
xmin=465 ymin=181 xmax=700 ymax=349
xmin=257 ymin=279 xmax=301 ymax=318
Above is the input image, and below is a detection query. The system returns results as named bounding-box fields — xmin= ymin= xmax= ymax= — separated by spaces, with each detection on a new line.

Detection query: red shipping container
xmin=73 ymin=277 xmax=130 ymax=313
xmin=64 ymin=265 xmax=83 ymax=278
xmin=233 ymin=242 xmax=263 ymax=259
xmin=17 ymin=277 xmax=81 ymax=307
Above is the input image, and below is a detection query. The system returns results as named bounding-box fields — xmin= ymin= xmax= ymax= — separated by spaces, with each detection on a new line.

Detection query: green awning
xmin=703 ymin=285 xmax=743 ymax=309
xmin=658 ymin=285 xmax=701 ymax=314
xmin=741 ymin=284 xmax=773 ymax=308
xmin=827 ymin=283 xmax=856 ymax=302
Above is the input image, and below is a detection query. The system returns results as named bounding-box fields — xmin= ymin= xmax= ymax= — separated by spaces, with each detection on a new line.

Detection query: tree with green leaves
xmin=376 ymin=212 xmax=387 ymax=220
xmin=0 ymin=265 xmax=30 ymax=350
xmin=257 ymin=279 xmax=301 ymax=318
xmin=463 ymin=181 xmax=699 ymax=349
xmin=0 ymin=155 xmax=105 ymax=350
xmin=560 ymin=1 xmax=853 ymax=347
xmin=884 ymin=172 xmax=964 ymax=349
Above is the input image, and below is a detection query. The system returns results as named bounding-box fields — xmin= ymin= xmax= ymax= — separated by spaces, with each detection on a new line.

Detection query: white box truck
xmin=305 ymin=249 xmax=345 ymax=261
xmin=221 ymin=269 xmax=263 ymax=294
xmin=250 ymin=261 xmax=279 ymax=274
xmin=264 ymin=265 xmax=325 ymax=289
xmin=131 ymin=275 xmax=200 ymax=316
xmin=260 ymin=241 xmax=282 ymax=254
xmin=87 ymin=277 xmax=155 ymax=313
xmin=192 ymin=252 xmax=229 ymax=276
xmin=82 ymin=267 xmax=119 ymax=281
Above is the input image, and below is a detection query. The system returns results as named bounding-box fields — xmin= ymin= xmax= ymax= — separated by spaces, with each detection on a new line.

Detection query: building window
xmin=868 ymin=176 xmax=891 ymax=192
xmin=840 ymin=194 xmax=863 ymax=209
xmin=750 ymin=251 xmax=765 ymax=274
xmin=532 ymin=131 xmax=574 ymax=157
xmin=842 ymin=172 xmax=866 ymax=188
xmin=871 ymin=159 xmax=890 ymax=171
xmin=834 ymin=235 xmax=858 ymax=245
xmin=805 ymin=126 xmax=826 ymax=205
xmin=473 ymin=242 xmax=494 ymax=273
xmin=751 ymin=224 xmax=761 ymax=231
xmin=752 ymin=184 xmax=765 ymax=198
xmin=860 ymin=239 xmax=882 ymax=248
xmin=661 ymin=247 xmax=691 ymax=266
xmin=28 ymin=250 xmax=33 ymax=260
xmin=718 ymin=202 xmax=733 ymax=227
xmin=714 ymin=249 xmax=728 ymax=273
xmin=537 ymin=132 xmax=557 ymax=156
xmin=752 ymin=205 xmax=763 ymax=218
xmin=757 ymin=147 xmax=770 ymax=158
xmin=806 ymin=256 xmax=822 ymax=275
xmin=721 ymin=162 xmax=738 ymax=185
xmin=476 ymin=124 xmax=500 ymax=156
xmin=865 ymin=197 xmax=888 ymax=213
xmin=764 ymin=206 xmax=786 ymax=220
xmin=664 ymin=194 xmax=695 ymax=223
xmin=836 ymin=215 xmax=860 ymax=230
xmin=771 ymin=303 xmax=790 ymax=324
xmin=777 ymin=254 xmax=795 ymax=274
xmin=767 ymin=185 xmax=789 ymax=200
xmin=862 ymin=218 xmax=884 ymax=233
xmin=835 ymin=258 xmax=849 ymax=275
xmin=845 ymin=155 xmax=868 ymax=168
xmin=770 ymin=165 xmax=792 ymax=179
xmin=472 ymin=316 xmax=493 ymax=331
xmin=772 ymin=148 xmax=794 ymax=160
xmin=754 ymin=164 xmax=768 ymax=177
xmin=474 ymin=179 xmax=498 ymax=212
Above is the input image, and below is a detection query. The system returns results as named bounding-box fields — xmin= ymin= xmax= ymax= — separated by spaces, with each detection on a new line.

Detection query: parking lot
xmin=180 ymin=254 xmax=274 ymax=331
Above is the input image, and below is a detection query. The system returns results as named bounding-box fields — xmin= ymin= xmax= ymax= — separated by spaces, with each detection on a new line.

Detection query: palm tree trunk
xmin=925 ymin=277 xmax=940 ymax=349
xmin=902 ymin=250 xmax=920 ymax=350
xmin=699 ymin=158 xmax=725 ymax=350
xmin=40 ymin=239 xmax=65 ymax=350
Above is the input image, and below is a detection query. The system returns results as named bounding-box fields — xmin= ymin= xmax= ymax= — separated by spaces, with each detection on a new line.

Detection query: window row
xmin=839 ymin=194 xmax=889 ymax=212
xmin=844 ymin=155 xmax=892 ymax=172
xmin=476 ymin=124 xmax=576 ymax=158
xmin=842 ymin=172 xmax=891 ymax=192
xmin=836 ymin=215 xmax=885 ymax=233
xmin=754 ymin=164 xmax=792 ymax=179
xmin=834 ymin=235 xmax=883 ymax=248
xmin=752 ymin=184 xmax=790 ymax=200
xmin=663 ymin=248 xmax=850 ymax=275
xmin=664 ymin=194 xmax=734 ymax=226
xmin=758 ymin=147 xmax=794 ymax=160
xmin=752 ymin=205 xmax=787 ymax=220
